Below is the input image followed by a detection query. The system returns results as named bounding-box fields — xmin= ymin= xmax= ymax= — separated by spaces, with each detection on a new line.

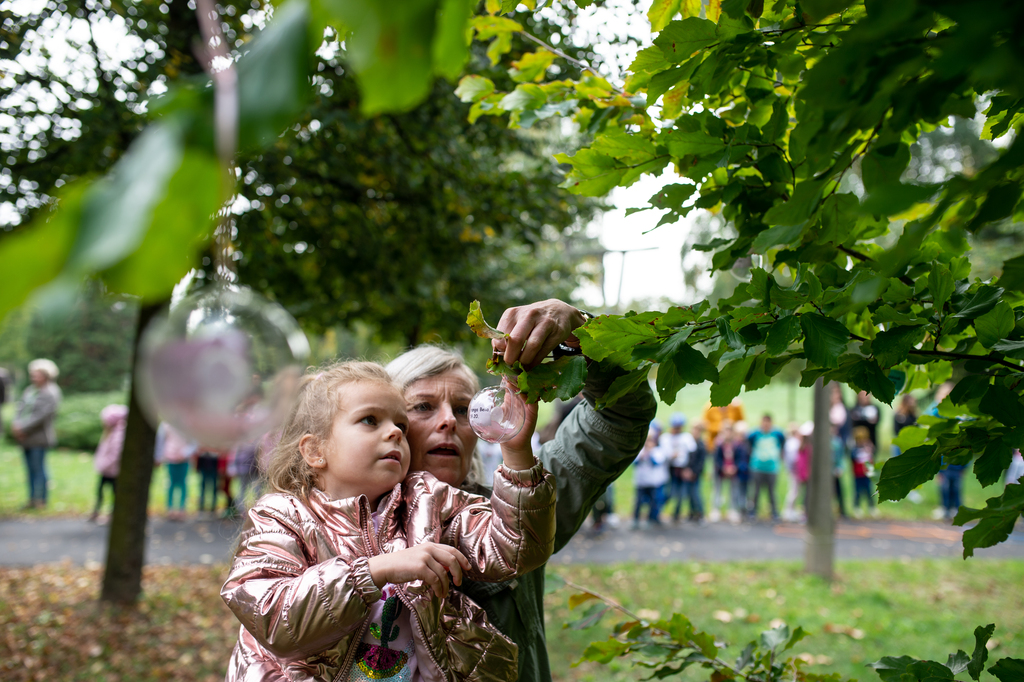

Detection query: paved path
xmin=1 ymin=514 xmax=1022 ymax=567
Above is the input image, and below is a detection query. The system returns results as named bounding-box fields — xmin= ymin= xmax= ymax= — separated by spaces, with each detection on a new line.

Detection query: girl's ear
xmin=299 ymin=434 xmax=325 ymax=468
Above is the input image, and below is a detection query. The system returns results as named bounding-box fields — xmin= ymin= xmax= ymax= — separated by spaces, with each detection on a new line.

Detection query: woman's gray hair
xmin=385 ymin=345 xmax=486 ymax=489
xmin=28 ymin=358 xmax=59 ymax=381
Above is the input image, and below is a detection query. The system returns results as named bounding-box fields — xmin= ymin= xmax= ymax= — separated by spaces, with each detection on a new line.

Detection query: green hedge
xmin=2 ymin=390 xmax=127 ymax=451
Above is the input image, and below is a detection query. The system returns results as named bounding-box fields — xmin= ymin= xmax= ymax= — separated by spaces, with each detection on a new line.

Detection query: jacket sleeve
xmin=535 ymin=360 xmax=657 ymax=553
xmin=220 ymin=500 xmax=382 ymax=661
xmin=426 ymin=459 xmax=556 ymax=583
xmin=14 ymin=386 xmax=59 ymax=433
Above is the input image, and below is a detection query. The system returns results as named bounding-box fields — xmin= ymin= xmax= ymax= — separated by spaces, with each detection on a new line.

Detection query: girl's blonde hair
xmin=264 ymin=361 xmax=401 ymax=500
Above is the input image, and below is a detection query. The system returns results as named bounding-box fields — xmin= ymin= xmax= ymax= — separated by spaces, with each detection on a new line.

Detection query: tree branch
xmin=837 ymin=245 xmax=916 ymax=287
xmin=908 ymin=349 xmax=1023 ymax=373
xmin=520 ymin=30 xmax=627 ymax=96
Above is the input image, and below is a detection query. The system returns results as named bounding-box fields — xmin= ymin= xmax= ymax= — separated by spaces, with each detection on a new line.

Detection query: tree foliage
xmin=462 ymin=0 xmax=1024 ymax=557
xmin=1 ymin=0 xmax=599 ymax=347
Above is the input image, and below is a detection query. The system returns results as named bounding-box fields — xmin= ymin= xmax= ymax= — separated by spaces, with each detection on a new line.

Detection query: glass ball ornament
xmin=469 ymin=384 xmax=526 ymax=444
xmin=136 ymin=283 xmax=310 ymax=449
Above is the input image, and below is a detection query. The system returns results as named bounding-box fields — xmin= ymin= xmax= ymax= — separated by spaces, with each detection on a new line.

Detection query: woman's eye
xmin=454 ymin=405 xmax=469 ymax=418
xmin=412 ymin=402 xmax=432 ymax=412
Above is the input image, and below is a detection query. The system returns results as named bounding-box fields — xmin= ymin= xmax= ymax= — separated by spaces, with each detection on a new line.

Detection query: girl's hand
xmin=498 ymin=386 xmax=538 ymax=472
xmin=367 ymin=544 xmax=471 ymax=600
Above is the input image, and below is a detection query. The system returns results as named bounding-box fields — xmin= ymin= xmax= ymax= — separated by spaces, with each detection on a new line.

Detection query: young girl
xmin=850 ymin=426 xmax=877 ymax=517
xmin=89 ymin=404 xmax=128 ymax=523
xmin=221 ymin=362 xmax=555 ymax=682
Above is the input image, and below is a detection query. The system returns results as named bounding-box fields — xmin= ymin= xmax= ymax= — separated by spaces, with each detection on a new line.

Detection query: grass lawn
xmin=1 ymin=559 xmax=1020 ymax=681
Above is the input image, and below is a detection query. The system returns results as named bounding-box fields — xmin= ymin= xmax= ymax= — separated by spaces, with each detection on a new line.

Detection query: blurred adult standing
xmin=12 ymin=359 xmax=62 ymax=509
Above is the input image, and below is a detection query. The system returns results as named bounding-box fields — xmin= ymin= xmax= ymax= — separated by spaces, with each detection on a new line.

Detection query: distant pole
xmin=805 ymin=378 xmax=834 ymax=580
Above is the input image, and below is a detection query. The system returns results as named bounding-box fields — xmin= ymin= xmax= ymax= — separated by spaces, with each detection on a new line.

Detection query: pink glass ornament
xmin=469 ymin=384 xmax=526 ymax=444
xmin=136 ymin=284 xmax=309 ymax=448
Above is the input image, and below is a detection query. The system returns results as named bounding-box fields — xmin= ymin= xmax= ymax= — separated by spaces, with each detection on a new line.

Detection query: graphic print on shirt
xmin=355 ymin=587 xmax=413 ymax=680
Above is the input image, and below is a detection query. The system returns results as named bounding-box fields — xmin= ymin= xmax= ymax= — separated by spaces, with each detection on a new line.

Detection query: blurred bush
xmin=54 ymin=392 xmax=128 ymax=452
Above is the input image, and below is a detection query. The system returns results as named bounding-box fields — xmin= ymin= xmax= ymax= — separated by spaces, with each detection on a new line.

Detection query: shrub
xmin=55 ymin=391 xmax=128 ymax=451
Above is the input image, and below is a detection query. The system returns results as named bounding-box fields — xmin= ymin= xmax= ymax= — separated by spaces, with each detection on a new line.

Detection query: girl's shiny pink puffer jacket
xmin=221 ymin=462 xmax=556 ymax=682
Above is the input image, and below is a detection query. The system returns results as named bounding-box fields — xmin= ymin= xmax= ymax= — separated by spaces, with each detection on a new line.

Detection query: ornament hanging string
xmin=195 ymin=0 xmax=238 ymax=281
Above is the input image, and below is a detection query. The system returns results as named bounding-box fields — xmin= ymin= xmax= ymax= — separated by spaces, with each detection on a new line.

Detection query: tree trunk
xmin=804 ymin=378 xmax=835 ymax=580
xmin=101 ymin=299 xmax=166 ymax=604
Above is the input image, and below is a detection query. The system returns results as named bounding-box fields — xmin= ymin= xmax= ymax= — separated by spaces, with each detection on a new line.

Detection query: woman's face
xmin=29 ymin=369 xmax=48 ymax=387
xmin=403 ymin=371 xmax=478 ymax=487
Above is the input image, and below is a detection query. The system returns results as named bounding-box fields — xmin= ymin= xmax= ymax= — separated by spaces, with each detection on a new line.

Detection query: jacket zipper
xmin=333 ymin=497 xmax=376 ymax=682
xmin=333 ymin=492 xmax=449 ymax=682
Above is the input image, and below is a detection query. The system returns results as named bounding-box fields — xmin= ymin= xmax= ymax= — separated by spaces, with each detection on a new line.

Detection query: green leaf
xmin=500 ymin=84 xmax=548 ymax=111
xmin=716 ymin=315 xmax=745 ymax=350
xmin=762 ymin=178 xmax=825 ymax=226
xmin=969 ymin=624 xmax=995 ymax=681
xmin=997 ymin=254 xmax=1024 ymax=293
xmin=670 ymin=343 xmax=720 ymax=384
xmin=710 ymin=355 xmax=754 ymax=407
xmin=760 ymin=624 xmax=789 ymax=652
xmin=847 ymin=358 xmax=896 ymax=405
xmin=860 ymin=183 xmax=939 ymax=217
xmin=509 ymin=49 xmax=556 ymax=82
xmin=597 ymin=367 xmax=651 ymax=410
xmin=579 ymin=638 xmax=631 ymax=664
xmin=648 ymin=0 xmax=683 ymax=31
xmin=947 ymin=651 xmax=971 ymax=675
xmin=236 ymin=0 xmax=311 ymax=145
xmin=800 ymin=313 xmax=849 ymax=368
xmin=907 ymin=660 xmax=956 ymax=680
xmin=455 ymin=75 xmax=496 ymax=102
xmin=988 ymin=658 xmax=1024 ymax=682
xmin=752 ymin=222 xmax=806 ymax=253
xmin=765 ymin=315 xmax=801 ymax=355
xmin=102 ymin=149 xmax=222 ymax=299
xmin=872 ymin=325 xmax=926 ymax=367
xmin=871 ymin=655 xmax=918 ymax=682
xmin=949 ymin=375 xmax=990 ymax=406
xmin=967 ymin=183 xmax=1023 ymax=233
xmin=653 ymin=18 xmax=719 ymax=62
xmin=975 ymin=301 xmax=1015 ymax=348
xmin=517 ymin=355 xmax=588 ymax=402
xmin=577 ymin=315 xmax=658 ymax=366
xmin=466 ymin=300 xmax=507 ymax=339
xmin=929 ymin=264 xmax=954 ymax=311
xmin=861 ymin=143 xmax=911 ymax=194
xmin=979 ymin=384 xmax=1024 ymax=428
xmin=876 ymin=443 xmax=940 ymax=502
xmin=953 ymin=483 xmax=1024 ymax=558
xmin=662 ymin=130 xmax=727 ymax=158
xmin=432 ymin=0 xmax=474 ymax=79
xmin=0 ymin=182 xmax=82 ymax=320
xmin=953 ymin=285 xmax=1005 ymax=320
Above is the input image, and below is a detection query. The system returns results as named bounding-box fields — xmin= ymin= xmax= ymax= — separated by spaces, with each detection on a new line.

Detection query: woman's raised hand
xmin=367 ymin=543 xmax=471 ymax=599
xmin=492 ymin=299 xmax=587 ymax=370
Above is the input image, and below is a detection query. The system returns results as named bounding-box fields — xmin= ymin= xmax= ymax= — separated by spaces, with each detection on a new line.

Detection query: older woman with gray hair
xmin=12 ymin=358 xmax=63 ymax=509
xmin=386 ymin=299 xmax=656 ymax=682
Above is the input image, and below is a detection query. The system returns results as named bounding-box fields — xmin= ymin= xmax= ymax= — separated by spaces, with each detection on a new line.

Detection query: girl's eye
xmin=397 ymin=422 xmax=408 ymax=434
xmin=360 ymin=415 xmax=377 ymax=426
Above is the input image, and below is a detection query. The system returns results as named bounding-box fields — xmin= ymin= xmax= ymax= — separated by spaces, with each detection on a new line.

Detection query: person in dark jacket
xmin=679 ymin=421 xmax=707 ymax=522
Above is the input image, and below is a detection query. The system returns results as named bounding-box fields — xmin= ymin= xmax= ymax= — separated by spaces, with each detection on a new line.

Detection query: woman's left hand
xmin=492 ymin=299 xmax=587 ymax=370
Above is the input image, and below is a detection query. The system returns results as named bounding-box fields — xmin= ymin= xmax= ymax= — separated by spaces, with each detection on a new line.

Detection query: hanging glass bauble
xmin=469 ymin=384 xmax=526 ymax=444
xmin=136 ymin=283 xmax=309 ymax=448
